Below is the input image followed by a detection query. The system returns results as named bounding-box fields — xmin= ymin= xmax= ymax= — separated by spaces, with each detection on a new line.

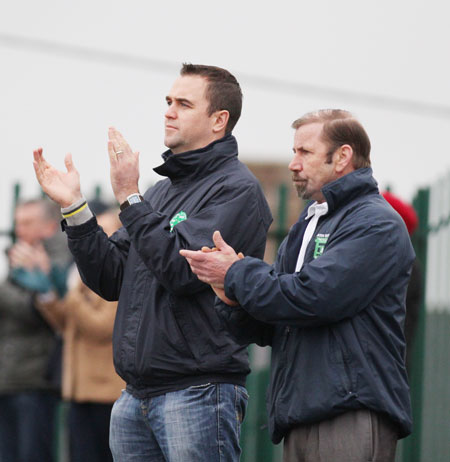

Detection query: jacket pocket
xmin=167 ymin=295 xmax=196 ymax=361
xmin=330 ymin=330 xmax=355 ymax=396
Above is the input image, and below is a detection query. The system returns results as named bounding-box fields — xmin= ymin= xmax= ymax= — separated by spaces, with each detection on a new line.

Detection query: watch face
xmin=129 ymin=195 xmax=142 ymax=205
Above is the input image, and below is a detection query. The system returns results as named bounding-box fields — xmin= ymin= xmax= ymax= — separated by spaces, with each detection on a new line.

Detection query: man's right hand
xmin=196 ymin=243 xmax=244 ymax=307
xmin=33 ymin=148 xmax=83 ymax=208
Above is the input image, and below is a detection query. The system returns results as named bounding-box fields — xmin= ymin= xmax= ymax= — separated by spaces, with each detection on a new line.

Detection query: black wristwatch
xmin=120 ymin=193 xmax=144 ymax=211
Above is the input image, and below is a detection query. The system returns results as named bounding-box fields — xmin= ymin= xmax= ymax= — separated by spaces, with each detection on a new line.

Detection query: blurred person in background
xmin=382 ymin=190 xmax=421 ymax=371
xmin=36 ymin=201 xmax=125 ymax=462
xmin=0 ymin=198 xmax=71 ymax=462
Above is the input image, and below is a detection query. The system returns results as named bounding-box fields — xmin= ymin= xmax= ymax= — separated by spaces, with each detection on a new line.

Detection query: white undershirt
xmin=295 ymin=201 xmax=329 ymax=272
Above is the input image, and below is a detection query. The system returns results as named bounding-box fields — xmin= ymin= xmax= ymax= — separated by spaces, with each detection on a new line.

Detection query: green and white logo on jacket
xmin=313 ymin=233 xmax=329 ymax=258
xmin=169 ymin=211 xmax=187 ymax=232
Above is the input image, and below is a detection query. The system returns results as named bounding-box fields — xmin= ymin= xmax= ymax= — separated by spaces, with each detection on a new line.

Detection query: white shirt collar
xmin=305 ymin=201 xmax=329 ymax=220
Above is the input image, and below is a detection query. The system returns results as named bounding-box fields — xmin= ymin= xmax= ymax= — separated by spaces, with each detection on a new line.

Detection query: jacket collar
xmin=285 ymin=168 xmax=378 ymax=272
xmin=322 ymin=167 xmax=379 ymax=213
xmin=153 ymin=134 xmax=238 ymax=182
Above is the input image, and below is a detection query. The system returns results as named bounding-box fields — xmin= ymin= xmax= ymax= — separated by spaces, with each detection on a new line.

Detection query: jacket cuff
xmin=224 ymin=258 xmax=247 ymax=302
xmin=63 ymin=216 xmax=98 ymax=238
xmin=119 ymin=199 xmax=154 ymax=227
xmin=61 ymin=197 xmax=94 ymax=226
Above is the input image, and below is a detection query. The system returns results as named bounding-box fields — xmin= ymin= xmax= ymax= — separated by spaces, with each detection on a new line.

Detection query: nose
xmin=289 ymin=153 xmax=302 ymax=172
xmin=165 ymin=104 xmax=177 ymax=120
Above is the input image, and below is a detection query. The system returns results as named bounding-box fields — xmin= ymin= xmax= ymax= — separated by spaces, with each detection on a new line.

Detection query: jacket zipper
xmin=281 ymin=326 xmax=290 ymax=351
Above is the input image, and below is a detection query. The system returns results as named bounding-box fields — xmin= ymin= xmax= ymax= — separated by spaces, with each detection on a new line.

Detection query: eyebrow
xmin=293 ymin=147 xmax=312 ymax=154
xmin=166 ymin=96 xmax=193 ymax=106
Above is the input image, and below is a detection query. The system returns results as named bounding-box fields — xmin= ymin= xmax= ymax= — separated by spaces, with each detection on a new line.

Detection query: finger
xmin=212 ymin=230 xmax=232 ymax=253
xmin=9 ymin=249 xmax=28 ymax=265
xmin=109 ymin=127 xmax=132 ymax=154
xmin=107 ymin=140 xmax=118 ymax=165
xmin=13 ymin=243 xmax=33 ymax=257
xmin=33 ymin=148 xmax=46 ymax=177
xmin=64 ymin=153 xmax=76 ymax=173
xmin=108 ymin=126 xmax=119 ymax=146
xmin=107 ymin=126 xmax=115 ymax=142
xmin=32 ymin=147 xmax=43 ymax=164
xmin=108 ymin=127 xmax=122 ymax=154
xmin=179 ymin=249 xmax=206 ymax=261
xmin=201 ymin=246 xmax=218 ymax=253
xmin=237 ymin=252 xmax=244 ymax=259
xmin=32 ymin=160 xmax=42 ymax=180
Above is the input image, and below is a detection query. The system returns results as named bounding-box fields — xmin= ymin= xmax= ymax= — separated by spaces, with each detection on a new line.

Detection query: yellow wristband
xmin=62 ymin=202 xmax=88 ymax=218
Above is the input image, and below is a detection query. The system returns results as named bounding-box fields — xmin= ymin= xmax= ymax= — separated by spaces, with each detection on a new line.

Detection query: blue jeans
xmin=109 ymin=383 xmax=248 ymax=462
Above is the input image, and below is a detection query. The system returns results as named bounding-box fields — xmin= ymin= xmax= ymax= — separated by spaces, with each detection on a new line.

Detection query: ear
xmin=211 ymin=110 xmax=230 ymax=134
xmin=334 ymin=144 xmax=354 ymax=174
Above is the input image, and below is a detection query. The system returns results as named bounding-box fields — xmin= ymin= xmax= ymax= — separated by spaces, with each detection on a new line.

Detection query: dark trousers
xmin=0 ymin=391 xmax=58 ymax=462
xmin=283 ymin=409 xmax=398 ymax=462
xmin=68 ymin=401 xmax=114 ymax=462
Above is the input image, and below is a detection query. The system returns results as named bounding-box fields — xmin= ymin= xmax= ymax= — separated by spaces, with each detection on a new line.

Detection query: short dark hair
xmin=180 ymin=63 xmax=242 ymax=134
xmin=291 ymin=109 xmax=371 ymax=169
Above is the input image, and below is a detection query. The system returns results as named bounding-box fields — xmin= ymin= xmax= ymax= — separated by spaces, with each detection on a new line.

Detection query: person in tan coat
xmin=37 ymin=204 xmax=124 ymax=462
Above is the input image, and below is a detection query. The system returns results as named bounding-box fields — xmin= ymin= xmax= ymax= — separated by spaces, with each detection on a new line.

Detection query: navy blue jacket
xmin=64 ymin=135 xmax=273 ymax=397
xmin=217 ymin=168 xmax=414 ymax=443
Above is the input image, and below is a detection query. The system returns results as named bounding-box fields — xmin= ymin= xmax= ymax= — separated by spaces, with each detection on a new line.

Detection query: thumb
xmin=64 ymin=153 xmax=76 ymax=173
xmin=212 ymin=230 xmax=231 ymax=252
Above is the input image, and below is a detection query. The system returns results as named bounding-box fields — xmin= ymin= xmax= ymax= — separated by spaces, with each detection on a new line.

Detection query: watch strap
xmin=120 ymin=194 xmax=144 ymax=211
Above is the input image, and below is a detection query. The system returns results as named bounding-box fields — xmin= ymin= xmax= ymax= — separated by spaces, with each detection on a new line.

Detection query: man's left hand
xmin=108 ymin=127 xmax=141 ymax=204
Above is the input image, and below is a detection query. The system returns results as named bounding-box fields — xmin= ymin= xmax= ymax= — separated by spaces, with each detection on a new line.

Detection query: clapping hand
xmin=9 ymin=241 xmax=50 ymax=273
xmin=107 ymin=127 xmax=141 ymax=204
xmin=33 ymin=148 xmax=82 ymax=208
xmin=180 ymin=231 xmax=244 ymax=306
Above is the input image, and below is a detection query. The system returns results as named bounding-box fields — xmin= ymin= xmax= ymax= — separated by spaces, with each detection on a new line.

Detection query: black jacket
xmin=217 ymin=168 xmax=415 ymax=443
xmin=65 ymin=135 xmax=272 ymax=397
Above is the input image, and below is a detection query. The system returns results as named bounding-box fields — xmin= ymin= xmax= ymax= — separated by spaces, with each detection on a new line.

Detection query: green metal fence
xmin=240 ymin=346 xmax=282 ymax=462
xmin=401 ymin=175 xmax=450 ymax=462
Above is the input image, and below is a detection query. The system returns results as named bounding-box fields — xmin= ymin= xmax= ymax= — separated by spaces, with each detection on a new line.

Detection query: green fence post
xmin=240 ymin=345 xmax=257 ymax=462
xmin=94 ymin=184 xmax=102 ymax=200
xmin=401 ymin=187 xmax=429 ymax=462
xmin=11 ymin=182 xmax=21 ymax=242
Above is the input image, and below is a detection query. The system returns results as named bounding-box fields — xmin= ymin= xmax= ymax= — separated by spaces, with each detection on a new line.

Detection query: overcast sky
xmin=1 ymin=0 xmax=449 ymax=273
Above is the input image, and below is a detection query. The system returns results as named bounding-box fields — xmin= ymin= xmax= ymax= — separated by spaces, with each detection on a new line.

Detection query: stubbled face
xmin=289 ymin=123 xmax=338 ymax=203
xmin=14 ymin=203 xmax=55 ymax=245
xmin=164 ymin=75 xmax=216 ymax=154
